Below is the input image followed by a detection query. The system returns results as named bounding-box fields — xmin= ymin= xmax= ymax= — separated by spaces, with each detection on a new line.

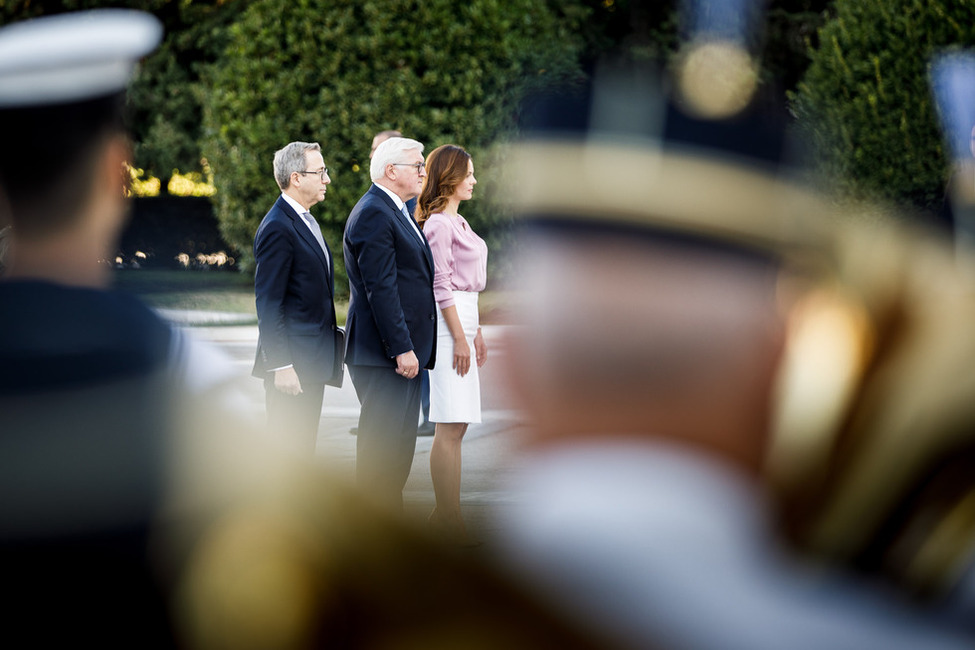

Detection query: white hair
xmin=370 ymin=136 xmax=423 ymax=181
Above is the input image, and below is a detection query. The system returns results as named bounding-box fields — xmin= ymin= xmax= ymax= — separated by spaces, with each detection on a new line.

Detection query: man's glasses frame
xmin=391 ymin=162 xmax=425 ymax=173
xmin=297 ymin=168 xmax=329 ymax=181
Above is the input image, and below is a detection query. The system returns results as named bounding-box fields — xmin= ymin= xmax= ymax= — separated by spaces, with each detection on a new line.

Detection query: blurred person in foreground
xmin=490 ymin=62 xmax=975 ymax=650
xmin=0 ymin=9 xmax=255 ymax=644
xmin=252 ymin=141 xmax=342 ymax=451
xmin=344 ymin=136 xmax=437 ymax=509
xmin=0 ymin=11 xmax=610 ymax=650
xmin=416 ymin=144 xmax=489 ymax=545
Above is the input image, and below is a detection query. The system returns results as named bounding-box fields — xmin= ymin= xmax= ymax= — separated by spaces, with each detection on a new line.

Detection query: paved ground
xmin=182 ymin=323 xmax=527 ymax=542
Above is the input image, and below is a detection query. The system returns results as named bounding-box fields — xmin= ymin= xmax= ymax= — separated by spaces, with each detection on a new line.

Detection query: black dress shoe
xmin=417 ymin=421 xmax=435 ymax=436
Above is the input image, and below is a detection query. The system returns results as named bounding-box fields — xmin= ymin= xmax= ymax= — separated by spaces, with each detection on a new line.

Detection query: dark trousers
xmin=348 ymin=364 xmax=421 ymax=509
xmin=265 ymin=378 xmax=325 ymax=451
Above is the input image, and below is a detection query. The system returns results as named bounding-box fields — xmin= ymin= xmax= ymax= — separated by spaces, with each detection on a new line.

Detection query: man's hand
xmin=396 ymin=350 xmax=420 ymax=379
xmin=274 ymin=366 xmax=303 ymax=395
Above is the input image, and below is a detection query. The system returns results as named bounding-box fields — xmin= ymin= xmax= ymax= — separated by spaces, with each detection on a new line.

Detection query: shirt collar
xmin=280 ymin=191 xmax=308 ymax=217
xmin=373 ymin=182 xmax=407 ymax=212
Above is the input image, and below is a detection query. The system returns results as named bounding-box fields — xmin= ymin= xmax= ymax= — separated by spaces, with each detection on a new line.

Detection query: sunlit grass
xmin=114 ymin=268 xmax=350 ymax=326
xmin=114 ymin=269 xmax=508 ymax=328
xmin=115 ymin=268 xmax=254 ymax=317
xmin=139 ymin=290 xmax=257 ymax=314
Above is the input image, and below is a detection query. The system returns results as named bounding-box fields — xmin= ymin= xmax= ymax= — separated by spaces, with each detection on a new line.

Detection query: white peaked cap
xmin=0 ymin=9 xmax=162 ymax=108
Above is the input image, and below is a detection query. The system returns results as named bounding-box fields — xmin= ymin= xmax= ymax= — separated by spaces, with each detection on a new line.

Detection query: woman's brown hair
xmin=415 ymin=144 xmax=471 ymax=228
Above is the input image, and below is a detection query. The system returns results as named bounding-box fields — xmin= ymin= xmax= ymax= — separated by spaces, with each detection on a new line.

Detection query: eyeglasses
xmin=297 ymin=168 xmax=329 ymax=181
xmin=391 ymin=162 xmax=425 ymax=173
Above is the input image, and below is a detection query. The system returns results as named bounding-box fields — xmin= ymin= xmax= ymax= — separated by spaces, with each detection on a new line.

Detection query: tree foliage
xmin=0 ymin=0 xmax=163 ymax=23
xmin=567 ymin=0 xmax=680 ymax=67
xmin=201 ymin=0 xmax=584 ymax=282
xmin=1 ymin=0 xmax=243 ymax=194
xmin=2 ymin=0 xmax=837 ymax=264
xmin=792 ymin=0 xmax=975 ymax=212
xmin=763 ymin=0 xmax=833 ymax=92
xmin=127 ymin=0 xmax=245 ymax=193
xmin=561 ymin=0 xmax=831 ymax=93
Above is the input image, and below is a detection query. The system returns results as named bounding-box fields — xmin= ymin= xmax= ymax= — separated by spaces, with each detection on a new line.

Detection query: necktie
xmin=302 ymin=212 xmax=330 ymax=264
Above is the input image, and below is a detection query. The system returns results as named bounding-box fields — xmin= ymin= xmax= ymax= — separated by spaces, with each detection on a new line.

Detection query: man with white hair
xmin=344 ymin=136 xmax=437 ymax=509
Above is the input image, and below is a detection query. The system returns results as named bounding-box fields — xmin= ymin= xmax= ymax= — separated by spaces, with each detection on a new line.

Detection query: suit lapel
xmin=417 ymin=221 xmax=434 ymax=274
xmin=372 ymin=185 xmax=427 ymax=249
xmin=369 ymin=186 xmax=434 ymax=275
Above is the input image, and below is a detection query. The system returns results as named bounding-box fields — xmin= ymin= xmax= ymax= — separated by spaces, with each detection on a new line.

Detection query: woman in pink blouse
xmin=416 ymin=144 xmax=488 ymax=544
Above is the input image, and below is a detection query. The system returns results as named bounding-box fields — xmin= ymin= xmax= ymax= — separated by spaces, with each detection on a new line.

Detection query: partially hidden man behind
xmin=344 ymin=136 xmax=437 ymax=508
xmin=253 ymin=142 xmax=342 ymax=450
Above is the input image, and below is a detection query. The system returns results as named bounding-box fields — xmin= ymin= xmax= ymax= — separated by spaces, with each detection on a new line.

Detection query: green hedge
xmin=792 ymin=0 xmax=975 ymax=213
xmin=200 ymin=0 xmax=584 ymax=288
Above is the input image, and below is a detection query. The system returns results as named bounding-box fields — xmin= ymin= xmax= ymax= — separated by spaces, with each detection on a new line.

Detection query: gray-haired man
xmin=253 ymin=141 xmax=342 ymax=450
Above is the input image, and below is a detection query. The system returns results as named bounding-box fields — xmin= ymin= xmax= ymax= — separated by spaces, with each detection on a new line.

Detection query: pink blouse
xmin=423 ymin=212 xmax=488 ymax=309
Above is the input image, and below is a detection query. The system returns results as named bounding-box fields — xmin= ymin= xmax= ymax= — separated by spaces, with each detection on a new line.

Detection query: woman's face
xmin=450 ymin=158 xmax=476 ymax=203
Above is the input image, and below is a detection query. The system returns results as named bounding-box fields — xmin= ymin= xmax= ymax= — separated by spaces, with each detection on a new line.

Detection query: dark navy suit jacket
xmin=252 ymin=195 xmax=341 ymax=386
xmin=343 ymin=184 xmax=436 ymax=369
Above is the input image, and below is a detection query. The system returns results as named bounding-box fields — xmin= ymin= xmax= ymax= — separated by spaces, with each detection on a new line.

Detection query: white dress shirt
xmin=373 ymin=182 xmax=423 ymax=239
xmin=281 ymin=192 xmax=329 ymax=265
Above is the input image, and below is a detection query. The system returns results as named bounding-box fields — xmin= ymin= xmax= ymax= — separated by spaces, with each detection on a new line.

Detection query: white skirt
xmin=429 ymin=291 xmax=481 ymax=424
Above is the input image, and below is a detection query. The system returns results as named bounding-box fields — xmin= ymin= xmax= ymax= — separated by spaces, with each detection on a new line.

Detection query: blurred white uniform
xmin=496 ymin=441 xmax=975 ymax=650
